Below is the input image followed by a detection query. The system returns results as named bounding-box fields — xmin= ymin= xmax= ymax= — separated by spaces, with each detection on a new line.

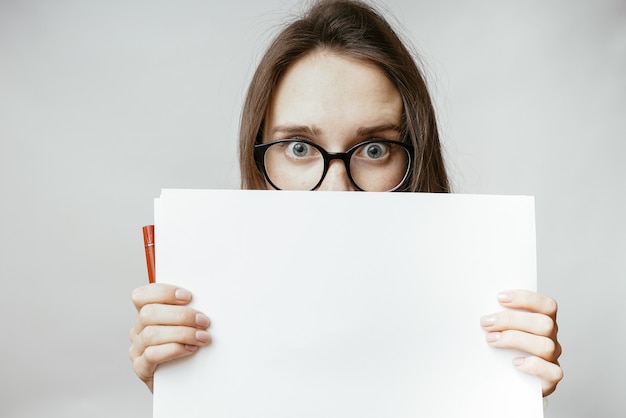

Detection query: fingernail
xmin=480 ymin=315 xmax=496 ymax=327
xmin=486 ymin=332 xmax=501 ymax=342
xmin=184 ymin=344 xmax=198 ymax=352
xmin=497 ymin=291 xmax=513 ymax=303
xmin=195 ymin=313 xmax=210 ymax=327
xmin=195 ymin=330 xmax=211 ymax=343
xmin=175 ymin=289 xmax=192 ymax=301
xmin=513 ymin=357 xmax=524 ymax=366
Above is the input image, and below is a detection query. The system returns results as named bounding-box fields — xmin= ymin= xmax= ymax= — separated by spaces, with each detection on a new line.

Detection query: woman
xmin=129 ymin=0 xmax=562 ymax=398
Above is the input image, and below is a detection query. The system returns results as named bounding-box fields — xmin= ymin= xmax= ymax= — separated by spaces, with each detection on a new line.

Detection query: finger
xmin=497 ymin=290 xmax=558 ymax=318
xmin=132 ymin=283 xmax=193 ymax=311
xmin=132 ymin=343 xmax=199 ymax=389
xmin=485 ymin=330 xmax=559 ymax=362
xmin=129 ymin=323 xmax=211 ymax=360
xmin=512 ymin=356 xmax=563 ymax=397
xmin=480 ymin=310 xmax=556 ymax=337
xmin=136 ymin=304 xmax=211 ymax=330
xmin=139 ymin=325 xmax=212 ymax=348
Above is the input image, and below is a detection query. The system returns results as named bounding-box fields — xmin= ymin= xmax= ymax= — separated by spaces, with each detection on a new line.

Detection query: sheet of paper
xmin=153 ymin=189 xmax=542 ymax=418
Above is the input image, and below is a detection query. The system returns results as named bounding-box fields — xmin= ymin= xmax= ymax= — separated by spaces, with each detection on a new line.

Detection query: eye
xmin=287 ymin=141 xmax=311 ymax=157
xmin=363 ymin=142 xmax=389 ymax=159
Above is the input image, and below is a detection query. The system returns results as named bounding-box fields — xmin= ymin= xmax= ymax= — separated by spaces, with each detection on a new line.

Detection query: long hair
xmin=239 ymin=0 xmax=449 ymax=192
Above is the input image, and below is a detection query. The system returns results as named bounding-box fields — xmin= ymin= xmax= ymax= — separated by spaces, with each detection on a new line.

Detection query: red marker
xmin=142 ymin=225 xmax=156 ymax=283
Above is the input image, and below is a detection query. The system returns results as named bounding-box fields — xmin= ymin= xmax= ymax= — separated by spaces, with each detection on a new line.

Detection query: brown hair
xmin=239 ymin=0 xmax=449 ymax=192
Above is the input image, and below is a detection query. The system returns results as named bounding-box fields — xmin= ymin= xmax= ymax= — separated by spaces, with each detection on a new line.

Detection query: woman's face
xmin=262 ymin=50 xmax=404 ymax=191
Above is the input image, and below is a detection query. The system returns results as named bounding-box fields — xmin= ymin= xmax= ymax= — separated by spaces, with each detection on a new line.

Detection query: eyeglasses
xmin=254 ymin=138 xmax=414 ymax=191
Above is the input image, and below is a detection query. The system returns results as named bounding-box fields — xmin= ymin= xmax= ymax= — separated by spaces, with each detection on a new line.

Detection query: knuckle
xmin=540 ymin=361 xmax=564 ymax=387
xmin=138 ymin=304 xmax=157 ymax=326
xmin=552 ymin=365 xmax=564 ymax=383
xmin=174 ymin=307 xmax=191 ymax=325
xmin=142 ymin=345 xmax=161 ymax=364
xmin=133 ymin=357 xmax=153 ymax=382
xmin=131 ymin=286 xmax=141 ymax=302
xmin=544 ymin=297 xmax=558 ymax=316
xmin=554 ymin=341 xmax=563 ymax=360
xmin=537 ymin=315 xmax=555 ymax=335
xmin=131 ymin=286 xmax=147 ymax=308
xmin=141 ymin=325 xmax=159 ymax=344
xmin=540 ymin=337 xmax=556 ymax=358
xmin=176 ymin=326 xmax=189 ymax=342
xmin=132 ymin=357 xmax=141 ymax=373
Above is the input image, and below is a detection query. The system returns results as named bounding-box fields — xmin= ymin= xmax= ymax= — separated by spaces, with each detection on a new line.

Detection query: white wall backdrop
xmin=1 ymin=0 xmax=624 ymax=417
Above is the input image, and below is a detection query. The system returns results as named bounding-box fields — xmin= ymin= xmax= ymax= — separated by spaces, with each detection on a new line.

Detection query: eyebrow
xmin=269 ymin=123 xmax=401 ymax=137
xmin=356 ymin=123 xmax=401 ymax=136
xmin=270 ymin=125 xmax=321 ymax=136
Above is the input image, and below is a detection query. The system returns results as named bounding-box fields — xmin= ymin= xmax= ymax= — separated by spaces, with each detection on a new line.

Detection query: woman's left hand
xmin=480 ymin=289 xmax=563 ymax=397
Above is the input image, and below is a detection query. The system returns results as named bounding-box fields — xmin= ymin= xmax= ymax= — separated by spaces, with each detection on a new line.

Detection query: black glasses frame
xmin=254 ymin=138 xmax=414 ymax=191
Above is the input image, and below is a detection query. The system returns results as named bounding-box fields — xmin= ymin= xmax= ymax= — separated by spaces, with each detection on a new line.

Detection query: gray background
xmin=1 ymin=0 xmax=624 ymax=417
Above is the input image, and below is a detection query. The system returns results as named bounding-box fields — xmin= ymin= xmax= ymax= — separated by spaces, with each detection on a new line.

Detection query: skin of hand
xmin=480 ymin=289 xmax=563 ymax=397
xmin=129 ymin=283 xmax=211 ymax=392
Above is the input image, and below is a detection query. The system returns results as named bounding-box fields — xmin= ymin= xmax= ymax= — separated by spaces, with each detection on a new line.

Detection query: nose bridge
xmin=318 ymin=155 xmax=354 ymax=191
xmin=327 ymin=152 xmax=350 ymax=169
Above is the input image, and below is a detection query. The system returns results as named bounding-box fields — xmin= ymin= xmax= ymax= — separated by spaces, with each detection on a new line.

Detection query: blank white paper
xmin=153 ymin=189 xmax=542 ymax=418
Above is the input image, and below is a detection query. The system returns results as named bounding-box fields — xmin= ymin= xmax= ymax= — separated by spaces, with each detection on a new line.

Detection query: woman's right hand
xmin=129 ymin=283 xmax=211 ymax=392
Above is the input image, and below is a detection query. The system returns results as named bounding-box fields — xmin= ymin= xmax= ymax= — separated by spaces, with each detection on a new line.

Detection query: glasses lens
xmin=349 ymin=141 xmax=411 ymax=191
xmin=264 ymin=141 xmax=324 ymax=190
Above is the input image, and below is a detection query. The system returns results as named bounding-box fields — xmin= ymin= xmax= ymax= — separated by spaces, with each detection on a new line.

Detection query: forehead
xmin=265 ymin=50 xmax=403 ymax=137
